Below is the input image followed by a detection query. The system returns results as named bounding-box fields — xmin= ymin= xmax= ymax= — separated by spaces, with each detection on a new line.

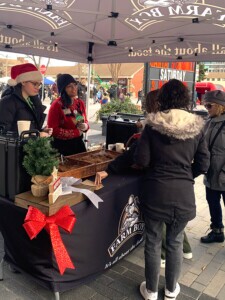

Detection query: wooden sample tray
xmin=15 ymin=183 xmax=95 ymax=216
xmin=58 ymin=159 xmax=96 ymax=179
xmin=67 ymin=150 xmax=120 ymax=172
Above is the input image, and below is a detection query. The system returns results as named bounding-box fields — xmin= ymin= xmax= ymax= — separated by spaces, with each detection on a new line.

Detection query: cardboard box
xmin=15 ymin=183 xmax=95 ymax=216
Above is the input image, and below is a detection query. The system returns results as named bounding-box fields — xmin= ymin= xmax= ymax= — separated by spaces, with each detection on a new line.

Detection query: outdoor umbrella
xmin=0 ymin=0 xmax=224 ymax=63
xmin=44 ymin=77 xmax=55 ymax=85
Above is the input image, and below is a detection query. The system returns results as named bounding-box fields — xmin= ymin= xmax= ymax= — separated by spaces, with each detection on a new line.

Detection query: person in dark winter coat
xmin=107 ymin=85 xmax=117 ymax=100
xmin=95 ymin=88 xmax=194 ymax=269
xmin=1 ymin=84 xmax=14 ymax=98
xmin=200 ymin=90 xmax=225 ymax=244
xmin=0 ymin=63 xmax=52 ymax=136
xmin=77 ymin=81 xmax=87 ymax=104
xmin=47 ymin=74 xmax=89 ymax=156
xmin=135 ymin=79 xmax=209 ymax=300
xmin=94 ymin=89 xmax=160 ymax=184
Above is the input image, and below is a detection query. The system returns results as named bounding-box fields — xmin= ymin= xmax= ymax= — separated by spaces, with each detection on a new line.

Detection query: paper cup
xmin=17 ymin=120 xmax=31 ymax=136
xmin=108 ymin=144 xmax=115 ymax=151
xmin=116 ymin=143 xmax=124 ymax=153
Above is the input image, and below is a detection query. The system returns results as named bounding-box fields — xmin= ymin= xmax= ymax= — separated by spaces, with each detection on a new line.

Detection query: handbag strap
xmin=209 ymin=121 xmax=225 ymax=152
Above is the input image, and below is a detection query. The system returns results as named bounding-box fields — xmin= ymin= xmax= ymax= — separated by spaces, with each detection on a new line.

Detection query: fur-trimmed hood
xmin=145 ymin=109 xmax=205 ymax=140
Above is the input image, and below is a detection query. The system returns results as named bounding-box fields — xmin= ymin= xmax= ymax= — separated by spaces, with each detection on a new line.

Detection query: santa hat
xmin=8 ymin=63 xmax=43 ymax=86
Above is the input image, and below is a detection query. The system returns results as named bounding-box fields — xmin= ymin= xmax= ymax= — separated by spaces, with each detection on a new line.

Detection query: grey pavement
xmin=0 ymin=100 xmax=224 ymax=299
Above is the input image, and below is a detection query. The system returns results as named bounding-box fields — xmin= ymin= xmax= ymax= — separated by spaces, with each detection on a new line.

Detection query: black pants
xmin=206 ymin=187 xmax=225 ymax=229
xmin=52 ymin=135 xmax=86 ymax=156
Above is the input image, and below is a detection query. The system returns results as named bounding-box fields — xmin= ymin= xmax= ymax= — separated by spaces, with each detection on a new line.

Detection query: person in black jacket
xmin=0 ymin=63 xmax=52 ymax=136
xmin=200 ymin=90 xmax=225 ymax=244
xmin=135 ymin=79 xmax=209 ymax=300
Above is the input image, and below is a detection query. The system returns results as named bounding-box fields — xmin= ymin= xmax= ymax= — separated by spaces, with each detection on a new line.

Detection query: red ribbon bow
xmin=23 ymin=205 xmax=76 ymax=275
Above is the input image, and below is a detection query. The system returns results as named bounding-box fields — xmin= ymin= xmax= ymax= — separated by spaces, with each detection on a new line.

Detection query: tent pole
xmin=191 ymin=62 xmax=197 ymax=110
xmin=85 ymin=42 xmax=94 ymax=149
xmin=84 ymin=62 xmax=92 ymax=149
xmin=41 ymin=75 xmax=45 ymax=102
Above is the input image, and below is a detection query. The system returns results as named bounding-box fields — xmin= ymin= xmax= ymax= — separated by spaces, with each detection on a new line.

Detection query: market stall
xmin=0 ymin=171 xmax=144 ymax=296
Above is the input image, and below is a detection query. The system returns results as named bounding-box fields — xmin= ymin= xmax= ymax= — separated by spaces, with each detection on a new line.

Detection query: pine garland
xmin=23 ymin=137 xmax=59 ymax=176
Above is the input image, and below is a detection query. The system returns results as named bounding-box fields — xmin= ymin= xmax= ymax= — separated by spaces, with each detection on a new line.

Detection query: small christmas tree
xmin=23 ymin=137 xmax=59 ymax=177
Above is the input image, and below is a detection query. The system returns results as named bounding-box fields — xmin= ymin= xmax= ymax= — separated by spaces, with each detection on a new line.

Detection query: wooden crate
xmin=67 ymin=150 xmax=120 ymax=172
xmin=15 ymin=183 xmax=95 ymax=216
xmin=58 ymin=159 xmax=96 ymax=179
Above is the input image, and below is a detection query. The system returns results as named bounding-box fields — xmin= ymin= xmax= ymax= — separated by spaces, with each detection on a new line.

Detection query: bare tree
xmin=0 ymin=62 xmax=4 ymax=77
xmin=77 ymin=63 xmax=82 ymax=81
xmin=25 ymin=55 xmax=51 ymax=70
xmin=77 ymin=63 xmax=88 ymax=81
xmin=107 ymin=63 xmax=122 ymax=84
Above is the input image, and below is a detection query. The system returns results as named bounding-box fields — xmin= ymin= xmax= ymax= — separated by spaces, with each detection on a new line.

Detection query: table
xmin=0 ymin=171 xmax=144 ymax=294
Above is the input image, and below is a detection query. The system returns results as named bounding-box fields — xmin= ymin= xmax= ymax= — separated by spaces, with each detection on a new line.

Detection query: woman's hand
xmin=95 ymin=171 xmax=108 ymax=186
xmin=40 ymin=132 xmax=50 ymax=137
xmin=136 ymin=121 xmax=143 ymax=129
xmin=77 ymin=122 xmax=88 ymax=132
xmin=42 ymin=126 xmax=53 ymax=136
xmin=40 ymin=127 xmax=53 ymax=137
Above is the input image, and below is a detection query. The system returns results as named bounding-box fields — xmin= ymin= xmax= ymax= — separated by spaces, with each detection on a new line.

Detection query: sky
xmin=0 ymin=51 xmax=76 ymax=66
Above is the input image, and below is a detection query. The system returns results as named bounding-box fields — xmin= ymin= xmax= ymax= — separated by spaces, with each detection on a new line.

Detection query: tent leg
xmin=0 ymin=258 xmax=4 ymax=280
xmin=54 ymin=292 xmax=60 ymax=300
xmin=85 ymin=61 xmax=92 ymax=149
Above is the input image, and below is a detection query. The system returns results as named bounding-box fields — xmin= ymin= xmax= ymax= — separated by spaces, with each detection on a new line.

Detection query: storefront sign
xmin=118 ymin=78 xmax=127 ymax=85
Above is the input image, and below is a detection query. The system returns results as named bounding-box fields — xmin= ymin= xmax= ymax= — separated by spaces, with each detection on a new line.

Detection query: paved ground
xmin=0 ymin=99 xmax=224 ymax=299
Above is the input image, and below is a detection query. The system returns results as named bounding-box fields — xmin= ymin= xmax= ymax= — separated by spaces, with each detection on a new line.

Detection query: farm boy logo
xmin=108 ymin=195 xmax=145 ymax=257
xmin=127 ymin=1 xmax=225 ymax=30
xmin=0 ymin=0 xmax=75 ymax=29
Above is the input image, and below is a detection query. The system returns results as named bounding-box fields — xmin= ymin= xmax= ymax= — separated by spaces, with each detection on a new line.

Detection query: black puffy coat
xmin=0 ymin=85 xmax=46 ymax=133
xmin=135 ymin=109 xmax=210 ymax=223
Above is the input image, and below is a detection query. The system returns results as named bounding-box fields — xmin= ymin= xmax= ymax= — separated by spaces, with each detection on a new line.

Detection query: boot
xmin=201 ymin=227 xmax=224 ymax=243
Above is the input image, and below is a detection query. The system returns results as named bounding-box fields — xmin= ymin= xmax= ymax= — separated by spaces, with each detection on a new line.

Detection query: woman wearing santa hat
xmin=0 ymin=63 xmax=52 ymax=136
xmin=47 ymin=74 xmax=89 ymax=156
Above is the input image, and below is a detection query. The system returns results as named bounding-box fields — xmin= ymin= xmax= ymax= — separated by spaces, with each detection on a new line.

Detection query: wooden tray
xmin=58 ymin=159 xmax=96 ymax=179
xmin=15 ymin=183 xmax=95 ymax=216
xmin=67 ymin=150 xmax=120 ymax=172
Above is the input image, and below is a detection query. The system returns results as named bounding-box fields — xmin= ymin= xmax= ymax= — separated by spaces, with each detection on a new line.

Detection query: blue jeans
xmin=206 ymin=187 xmax=225 ymax=229
xmin=144 ymin=216 xmax=187 ymax=292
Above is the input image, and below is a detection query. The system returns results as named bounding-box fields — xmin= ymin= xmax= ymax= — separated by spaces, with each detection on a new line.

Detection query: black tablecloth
xmin=0 ymin=172 xmax=144 ymax=292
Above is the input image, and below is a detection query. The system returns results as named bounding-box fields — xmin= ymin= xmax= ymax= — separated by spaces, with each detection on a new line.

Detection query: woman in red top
xmin=47 ymin=74 xmax=89 ymax=156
